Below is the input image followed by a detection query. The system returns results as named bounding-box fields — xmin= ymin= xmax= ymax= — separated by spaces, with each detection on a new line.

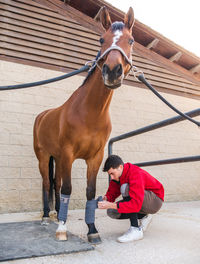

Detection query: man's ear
xmin=119 ymin=164 xmax=124 ymax=171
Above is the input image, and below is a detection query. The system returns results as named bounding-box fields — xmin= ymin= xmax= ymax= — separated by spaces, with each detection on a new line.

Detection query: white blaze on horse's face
xmin=101 ymin=28 xmax=126 ymax=89
xmin=111 ymin=30 xmax=123 ymax=47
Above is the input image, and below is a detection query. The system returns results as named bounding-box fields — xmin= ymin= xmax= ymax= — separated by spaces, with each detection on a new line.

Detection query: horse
xmin=33 ymin=6 xmax=135 ymax=244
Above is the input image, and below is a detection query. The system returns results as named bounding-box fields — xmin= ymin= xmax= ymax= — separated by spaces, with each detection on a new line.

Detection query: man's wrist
xmin=110 ymin=202 xmax=117 ymax=209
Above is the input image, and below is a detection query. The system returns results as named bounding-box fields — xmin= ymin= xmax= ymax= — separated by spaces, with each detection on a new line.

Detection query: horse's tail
xmin=48 ymin=156 xmax=54 ymax=207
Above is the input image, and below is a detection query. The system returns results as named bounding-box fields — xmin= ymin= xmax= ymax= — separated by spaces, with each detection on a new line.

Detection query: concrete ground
xmin=0 ymin=201 xmax=200 ymax=264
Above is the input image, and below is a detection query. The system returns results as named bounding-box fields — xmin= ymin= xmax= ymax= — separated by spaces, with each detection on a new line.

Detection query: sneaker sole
xmin=117 ymin=235 xmax=143 ymax=243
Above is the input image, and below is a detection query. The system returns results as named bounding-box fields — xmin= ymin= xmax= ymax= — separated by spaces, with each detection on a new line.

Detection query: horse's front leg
xmin=55 ymin=154 xmax=73 ymax=241
xmin=85 ymin=151 xmax=104 ymax=244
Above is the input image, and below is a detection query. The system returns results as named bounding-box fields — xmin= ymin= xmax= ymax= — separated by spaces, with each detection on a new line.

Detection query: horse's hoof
xmin=87 ymin=233 xmax=102 ymax=244
xmin=56 ymin=231 xmax=68 ymax=241
xmin=41 ymin=217 xmax=51 ymax=225
xmin=56 ymin=221 xmax=67 ymax=241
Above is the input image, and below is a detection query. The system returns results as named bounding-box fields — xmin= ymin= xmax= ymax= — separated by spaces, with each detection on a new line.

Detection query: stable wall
xmin=0 ymin=60 xmax=199 ymax=213
xmin=1 ymin=0 xmax=199 ymax=100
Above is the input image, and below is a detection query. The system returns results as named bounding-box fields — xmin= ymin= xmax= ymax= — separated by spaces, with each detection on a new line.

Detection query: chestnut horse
xmin=33 ymin=6 xmax=135 ymax=243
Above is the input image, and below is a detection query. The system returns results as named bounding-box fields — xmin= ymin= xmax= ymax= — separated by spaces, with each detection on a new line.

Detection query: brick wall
xmin=0 ymin=60 xmax=199 ymax=213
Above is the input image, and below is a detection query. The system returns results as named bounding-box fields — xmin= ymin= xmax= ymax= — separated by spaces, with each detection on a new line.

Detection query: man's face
xmin=107 ymin=165 xmax=123 ymax=181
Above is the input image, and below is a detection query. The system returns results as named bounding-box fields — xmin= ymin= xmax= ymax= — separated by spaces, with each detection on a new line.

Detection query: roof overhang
xmin=33 ymin=0 xmax=200 ymax=86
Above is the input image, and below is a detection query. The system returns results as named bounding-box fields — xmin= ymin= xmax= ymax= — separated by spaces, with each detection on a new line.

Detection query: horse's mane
xmin=82 ymin=22 xmax=125 ymax=86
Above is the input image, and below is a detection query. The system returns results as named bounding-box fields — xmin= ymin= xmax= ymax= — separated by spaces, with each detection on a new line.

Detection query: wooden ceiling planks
xmin=0 ymin=0 xmax=199 ymax=99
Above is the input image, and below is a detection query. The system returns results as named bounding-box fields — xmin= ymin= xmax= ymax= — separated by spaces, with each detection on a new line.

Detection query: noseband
xmin=86 ymin=44 xmax=133 ymax=77
xmin=97 ymin=45 xmax=132 ymax=67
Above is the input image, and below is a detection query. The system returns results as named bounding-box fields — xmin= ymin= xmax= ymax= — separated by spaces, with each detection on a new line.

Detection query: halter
xmin=97 ymin=45 xmax=132 ymax=66
xmin=86 ymin=44 xmax=133 ymax=78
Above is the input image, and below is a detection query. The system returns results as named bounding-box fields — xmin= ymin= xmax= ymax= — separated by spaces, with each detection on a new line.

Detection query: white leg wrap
xmin=56 ymin=221 xmax=67 ymax=233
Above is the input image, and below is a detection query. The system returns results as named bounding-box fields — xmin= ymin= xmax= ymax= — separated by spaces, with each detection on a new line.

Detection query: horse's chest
xmin=73 ymin=126 xmax=110 ymax=158
xmin=79 ymin=128 xmax=106 ymax=147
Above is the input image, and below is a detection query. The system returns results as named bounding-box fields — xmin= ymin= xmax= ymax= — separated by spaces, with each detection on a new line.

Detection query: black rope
xmin=1 ymin=63 xmax=199 ymax=128
xmin=0 ymin=65 xmax=90 ymax=91
xmin=137 ymin=74 xmax=200 ymax=127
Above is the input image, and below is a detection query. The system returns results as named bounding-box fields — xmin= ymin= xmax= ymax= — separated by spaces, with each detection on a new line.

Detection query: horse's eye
xmin=99 ymin=38 xmax=104 ymax=45
xmin=128 ymin=38 xmax=134 ymax=45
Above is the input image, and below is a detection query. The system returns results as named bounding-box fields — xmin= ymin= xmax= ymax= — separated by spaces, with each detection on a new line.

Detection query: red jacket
xmin=105 ymin=163 xmax=164 ymax=214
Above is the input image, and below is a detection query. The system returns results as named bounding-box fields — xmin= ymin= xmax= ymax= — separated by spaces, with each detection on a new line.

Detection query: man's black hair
xmin=103 ymin=155 xmax=124 ymax=172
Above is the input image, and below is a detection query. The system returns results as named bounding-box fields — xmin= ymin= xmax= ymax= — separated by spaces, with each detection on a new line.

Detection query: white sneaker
xmin=117 ymin=226 xmax=143 ymax=243
xmin=140 ymin=214 xmax=152 ymax=232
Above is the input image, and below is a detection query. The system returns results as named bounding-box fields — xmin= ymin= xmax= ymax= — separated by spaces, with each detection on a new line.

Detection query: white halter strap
xmin=87 ymin=45 xmax=133 ymax=76
xmin=96 ymin=45 xmax=132 ymax=66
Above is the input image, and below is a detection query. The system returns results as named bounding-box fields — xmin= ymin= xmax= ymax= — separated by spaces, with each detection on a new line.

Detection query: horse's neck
xmin=80 ymin=68 xmax=113 ymax=115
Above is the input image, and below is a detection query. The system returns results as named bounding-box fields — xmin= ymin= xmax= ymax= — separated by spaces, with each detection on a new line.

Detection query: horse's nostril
xmin=116 ymin=64 xmax=122 ymax=78
xmin=102 ymin=64 xmax=109 ymax=76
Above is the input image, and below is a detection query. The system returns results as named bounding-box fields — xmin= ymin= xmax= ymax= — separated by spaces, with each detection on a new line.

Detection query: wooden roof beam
xmin=190 ymin=64 xmax=200 ymax=74
xmin=169 ymin=51 xmax=182 ymax=62
xmin=33 ymin=0 xmax=200 ymax=86
xmin=94 ymin=6 xmax=103 ymax=22
xmin=146 ymin=39 xmax=159 ymax=50
xmin=134 ymin=41 xmax=200 ymax=86
xmin=32 ymin=0 xmax=104 ymax=34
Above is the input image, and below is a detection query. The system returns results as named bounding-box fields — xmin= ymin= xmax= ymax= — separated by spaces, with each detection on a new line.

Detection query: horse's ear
xmin=98 ymin=6 xmax=112 ymax=31
xmin=124 ymin=7 xmax=135 ymax=31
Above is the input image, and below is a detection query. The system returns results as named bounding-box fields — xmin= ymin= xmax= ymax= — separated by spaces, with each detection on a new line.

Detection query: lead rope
xmin=0 ymin=65 xmax=90 ymax=91
xmin=132 ymin=66 xmax=200 ymax=127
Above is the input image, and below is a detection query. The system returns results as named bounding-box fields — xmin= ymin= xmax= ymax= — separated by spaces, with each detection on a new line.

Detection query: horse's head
xmin=98 ymin=7 xmax=135 ymax=89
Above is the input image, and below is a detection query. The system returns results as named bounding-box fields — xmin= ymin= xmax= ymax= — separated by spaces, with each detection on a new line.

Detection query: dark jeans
xmin=118 ymin=212 xmax=146 ymax=227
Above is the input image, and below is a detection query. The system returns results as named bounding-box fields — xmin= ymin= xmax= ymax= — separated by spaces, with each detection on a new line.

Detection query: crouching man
xmin=98 ymin=155 xmax=164 ymax=243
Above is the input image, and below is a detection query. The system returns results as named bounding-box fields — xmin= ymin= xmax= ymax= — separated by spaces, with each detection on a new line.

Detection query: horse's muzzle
xmin=102 ymin=63 xmax=124 ymax=89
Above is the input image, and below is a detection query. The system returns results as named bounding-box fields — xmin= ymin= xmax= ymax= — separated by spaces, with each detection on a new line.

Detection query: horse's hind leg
xmin=54 ymin=160 xmax=61 ymax=217
xmin=38 ymin=153 xmax=52 ymax=224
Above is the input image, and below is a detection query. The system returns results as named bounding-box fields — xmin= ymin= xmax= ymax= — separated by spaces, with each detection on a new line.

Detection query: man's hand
xmin=98 ymin=201 xmax=117 ymax=210
xmin=103 ymin=195 xmax=107 ymax=201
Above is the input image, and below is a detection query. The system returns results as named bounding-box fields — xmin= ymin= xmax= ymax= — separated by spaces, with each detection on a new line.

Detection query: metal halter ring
xmin=131 ymin=66 xmax=144 ymax=80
